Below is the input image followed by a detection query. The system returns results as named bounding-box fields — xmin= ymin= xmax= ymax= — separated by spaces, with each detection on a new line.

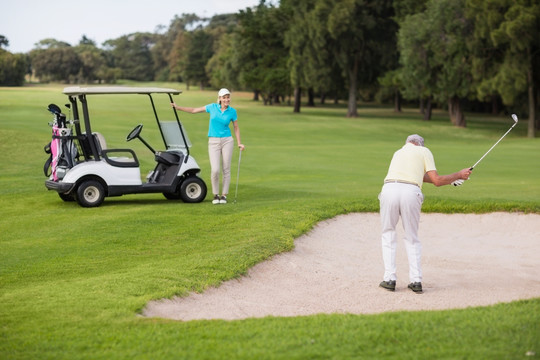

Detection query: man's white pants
xmin=208 ymin=136 xmax=234 ymax=196
xmin=379 ymin=183 xmax=424 ymax=283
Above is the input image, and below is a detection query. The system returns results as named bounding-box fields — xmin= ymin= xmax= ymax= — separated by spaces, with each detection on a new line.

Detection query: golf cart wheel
xmin=180 ymin=177 xmax=207 ymax=203
xmin=163 ymin=191 xmax=182 ymax=200
xmin=76 ymin=180 xmax=105 ymax=207
xmin=58 ymin=193 xmax=75 ymax=202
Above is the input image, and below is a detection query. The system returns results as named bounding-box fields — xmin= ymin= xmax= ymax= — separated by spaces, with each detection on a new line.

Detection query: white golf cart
xmin=44 ymin=86 xmax=207 ymax=207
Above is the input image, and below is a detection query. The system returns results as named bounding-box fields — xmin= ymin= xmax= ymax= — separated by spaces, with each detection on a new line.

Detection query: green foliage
xmin=183 ymin=30 xmax=214 ymax=88
xmin=0 ymin=34 xmax=9 ymax=48
xmin=206 ymin=32 xmax=238 ymax=88
xmin=465 ymin=0 xmax=540 ymax=137
xmin=0 ymin=84 xmax=539 ymax=359
xmin=75 ymin=43 xmax=108 ymax=83
xmin=203 ymin=14 xmax=240 ymax=88
xmin=313 ymin=0 xmax=398 ymax=116
xmin=467 ymin=0 xmax=540 ymax=105
xmin=103 ymin=33 xmax=156 ymax=81
xmin=234 ymin=2 xmax=290 ymax=103
xmin=398 ymin=0 xmax=474 ymax=126
xmin=0 ymin=49 xmax=27 ymax=85
xmin=29 ymin=47 xmax=82 ymax=82
xmin=283 ymin=0 xmax=345 ymax=109
xmin=392 ymin=0 xmax=428 ymax=21
xmin=14 ymin=1 xmax=538 ymax=136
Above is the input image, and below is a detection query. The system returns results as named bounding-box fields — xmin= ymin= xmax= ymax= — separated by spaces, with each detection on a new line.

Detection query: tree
xmin=378 ymin=70 xmax=402 ymax=112
xmin=398 ymin=0 xmax=474 ymax=127
xmin=29 ymin=46 xmax=81 ymax=83
xmin=397 ymin=12 xmax=436 ymax=120
xmin=309 ymin=0 xmax=397 ymax=117
xmin=379 ymin=0 xmax=429 ymax=116
xmin=466 ymin=0 xmax=540 ymax=138
xmin=166 ymin=14 xmax=205 ymax=83
xmin=0 ymin=49 xmax=27 ymax=86
xmin=0 ymin=36 xmax=27 ymax=86
xmin=184 ymin=29 xmax=214 ymax=89
xmin=206 ymin=30 xmax=242 ymax=90
xmin=0 ymin=35 xmax=9 ymax=49
xmin=282 ymin=0 xmax=316 ymax=112
xmin=74 ymin=36 xmax=108 ymax=83
xmin=33 ymin=38 xmax=72 ymax=49
xmin=103 ymin=33 xmax=156 ymax=81
xmin=234 ymin=1 xmax=290 ymax=104
xmin=393 ymin=0 xmax=427 ymax=20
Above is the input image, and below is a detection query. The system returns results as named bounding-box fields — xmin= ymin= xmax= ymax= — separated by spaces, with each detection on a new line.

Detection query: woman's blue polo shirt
xmin=205 ymin=103 xmax=237 ymax=137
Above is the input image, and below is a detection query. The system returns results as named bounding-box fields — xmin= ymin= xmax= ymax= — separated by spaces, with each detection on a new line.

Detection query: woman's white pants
xmin=208 ymin=137 xmax=234 ymax=196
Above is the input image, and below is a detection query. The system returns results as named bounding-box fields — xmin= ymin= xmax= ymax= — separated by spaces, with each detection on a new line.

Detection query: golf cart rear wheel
xmin=76 ymin=180 xmax=105 ymax=207
xmin=180 ymin=177 xmax=207 ymax=203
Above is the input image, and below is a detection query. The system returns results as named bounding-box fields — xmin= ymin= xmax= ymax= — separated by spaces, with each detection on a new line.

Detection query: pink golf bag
xmin=43 ymin=104 xmax=77 ymax=181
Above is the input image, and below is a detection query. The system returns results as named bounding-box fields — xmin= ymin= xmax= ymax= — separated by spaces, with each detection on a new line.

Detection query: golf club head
xmin=47 ymin=103 xmax=61 ymax=114
xmin=511 ymin=114 xmax=518 ymax=123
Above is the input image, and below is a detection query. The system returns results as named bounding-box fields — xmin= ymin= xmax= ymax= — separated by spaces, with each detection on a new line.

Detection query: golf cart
xmin=43 ymin=86 xmax=207 ymax=207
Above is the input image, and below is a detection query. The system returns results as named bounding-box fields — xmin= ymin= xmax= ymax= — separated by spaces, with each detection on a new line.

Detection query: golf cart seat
xmin=155 ymin=151 xmax=182 ymax=166
xmin=93 ymin=132 xmax=139 ymax=168
xmin=93 ymin=132 xmax=107 ymax=154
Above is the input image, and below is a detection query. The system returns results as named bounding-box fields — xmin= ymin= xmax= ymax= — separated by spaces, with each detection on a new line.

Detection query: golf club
xmin=470 ymin=113 xmax=518 ymax=170
xmin=453 ymin=114 xmax=518 ymax=186
xmin=234 ymin=150 xmax=242 ymax=204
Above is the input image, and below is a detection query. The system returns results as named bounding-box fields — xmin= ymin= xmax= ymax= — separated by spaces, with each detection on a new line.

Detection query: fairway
xmin=1 ymin=84 xmax=539 ymax=359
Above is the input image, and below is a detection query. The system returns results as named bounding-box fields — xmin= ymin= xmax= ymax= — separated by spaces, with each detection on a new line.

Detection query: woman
xmin=171 ymin=88 xmax=245 ymax=204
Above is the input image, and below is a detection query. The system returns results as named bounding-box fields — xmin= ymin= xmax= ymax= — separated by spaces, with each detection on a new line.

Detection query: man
xmin=378 ymin=134 xmax=471 ymax=293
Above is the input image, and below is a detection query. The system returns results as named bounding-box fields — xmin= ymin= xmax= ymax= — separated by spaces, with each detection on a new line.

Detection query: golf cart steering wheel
xmin=126 ymin=124 xmax=143 ymax=141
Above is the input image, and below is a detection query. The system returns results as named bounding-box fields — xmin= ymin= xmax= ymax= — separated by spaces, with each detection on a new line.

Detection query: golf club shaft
xmin=234 ymin=150 xmax=242 ymax=203
xmin=470 ymin=119 xmax=518 ymax=170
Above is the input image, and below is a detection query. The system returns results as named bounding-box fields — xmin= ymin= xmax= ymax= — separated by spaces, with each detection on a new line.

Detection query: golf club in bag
xmin=452 ymin=114 xmax=518 ymax=186
xmin=234 ymin=150 xmax=242 ymax=204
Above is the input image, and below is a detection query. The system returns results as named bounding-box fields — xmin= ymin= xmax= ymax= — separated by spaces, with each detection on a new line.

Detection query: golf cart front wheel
xmin=180 ymin=177 xmax=207 ymax=203
xmin=76 ymin=180 xmax=105 ymax=207
xmin=163 ymin=190 xmax=182 ymax=200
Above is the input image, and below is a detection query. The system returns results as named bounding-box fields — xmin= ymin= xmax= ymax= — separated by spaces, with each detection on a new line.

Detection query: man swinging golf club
xmin=378 ymin=134 xmax=471 ymax=293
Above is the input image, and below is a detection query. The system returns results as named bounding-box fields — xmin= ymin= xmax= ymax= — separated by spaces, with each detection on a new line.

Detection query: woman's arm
xmin=171 ymin=103 xmax=206 ymax=114
xmin=233 ymin=121 xmax=245 ymax=150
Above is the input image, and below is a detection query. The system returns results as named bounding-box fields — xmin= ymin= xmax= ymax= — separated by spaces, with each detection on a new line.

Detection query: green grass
xmin=0 ymin=83 xmax=539 ymax=359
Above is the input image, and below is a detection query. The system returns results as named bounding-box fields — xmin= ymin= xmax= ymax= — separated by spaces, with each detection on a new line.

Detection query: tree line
xmin=1 ymin=0 xmax=538 ymax=137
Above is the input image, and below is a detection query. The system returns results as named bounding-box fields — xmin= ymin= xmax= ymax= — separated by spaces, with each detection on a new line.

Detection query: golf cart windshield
xmin=160 ymin=121 xmax=191 ymax=151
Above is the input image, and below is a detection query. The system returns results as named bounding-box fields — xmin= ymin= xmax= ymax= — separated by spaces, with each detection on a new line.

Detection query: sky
xmin=1 ymin=0 xmax=265 ymax=54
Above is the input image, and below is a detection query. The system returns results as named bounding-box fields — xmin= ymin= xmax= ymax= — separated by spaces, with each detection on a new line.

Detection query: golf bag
xmin=43 ymin=104 xmax=78 ymax=181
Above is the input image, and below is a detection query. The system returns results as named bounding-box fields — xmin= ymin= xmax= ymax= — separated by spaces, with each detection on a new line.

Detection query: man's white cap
xmin=218 ymin=88 xmax=230 ymax=97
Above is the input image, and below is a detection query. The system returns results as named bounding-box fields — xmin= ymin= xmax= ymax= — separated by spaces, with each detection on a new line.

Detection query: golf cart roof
xmin=63 ymin=86 xmax=182 ymax=96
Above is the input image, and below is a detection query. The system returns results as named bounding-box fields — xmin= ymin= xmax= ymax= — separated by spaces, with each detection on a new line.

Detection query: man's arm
xmin=424 ymin=168 xmax=472 ymax=187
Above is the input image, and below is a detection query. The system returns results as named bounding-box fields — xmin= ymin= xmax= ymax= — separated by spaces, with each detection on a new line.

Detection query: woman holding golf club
xmin=171 ymin=88 xmax=245 ymax=204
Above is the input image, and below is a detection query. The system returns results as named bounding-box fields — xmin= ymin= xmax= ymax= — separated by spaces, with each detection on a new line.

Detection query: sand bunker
xmin=143 ymin=212 xmax=540 ymax=321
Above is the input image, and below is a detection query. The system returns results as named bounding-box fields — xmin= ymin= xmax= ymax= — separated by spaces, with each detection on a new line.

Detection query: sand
xmin=142 ymin=212 xmax=540 ymax=321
